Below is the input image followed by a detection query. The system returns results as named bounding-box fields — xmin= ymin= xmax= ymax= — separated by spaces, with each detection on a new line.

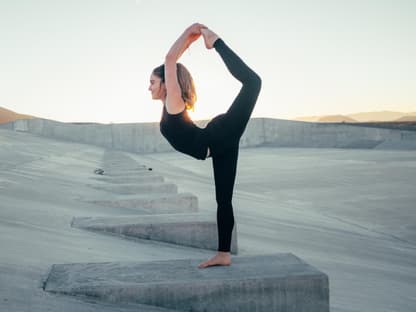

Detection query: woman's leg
xmin=206 ymin=39 xmax=260 ymax=251
xmin=213 ymin=144 xmax=239 ymax=252
xmin=199 ymin=30 xmax=261 ymax=268
xmin=205 ymin=38 xmax=262 ymax=156
xmin=213 ymin=38 xmax=262 ymax=141
xmin=198 ymin=144 xmax=238 ymax=268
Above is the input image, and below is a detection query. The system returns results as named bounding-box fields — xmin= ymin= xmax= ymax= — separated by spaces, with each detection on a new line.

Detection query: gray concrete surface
xmin=90 ymin=174 xmax=165 ymax=184
xmin=1 ymin=127 xmax=416 ymax=311
xmin=72 ymin=213 xmax=238 ymax=254
xmin=102 ymin=168 xmax=155 ymax=176
xmin=86 ymin=193 xmax=198 ymax=214
xmin=44 ymin=254 xmax=328 ymax=312
xmin=0 ymin=263 xmax=177 ymax=312
xmin=87 ymin=182 xmax=178 ymax=195
xmin=0 ymin=129 xmax=213 ymax=312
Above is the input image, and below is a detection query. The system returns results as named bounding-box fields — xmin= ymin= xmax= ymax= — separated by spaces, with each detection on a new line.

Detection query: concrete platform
xmin=103 ymin=169 xmax=155 ymax=177
xmin=102 ymin=164 xmax=147 ymax=171
xmin=71 ymin=213 xmax=238 ymax=254
xmin=3 ymin=126 xmax=416 ymax=312
xmin=87 ymin=193 xmax=198 ymax=214
xmin=87 ymin=182 xmax=178 ymax=195
xmin=90 ymin=175 xmax=165 ymax=184
xmin=44 ymin=254 xmax=329 ymax=312
xmin=102 ymin=168 xmax=154 ymax=176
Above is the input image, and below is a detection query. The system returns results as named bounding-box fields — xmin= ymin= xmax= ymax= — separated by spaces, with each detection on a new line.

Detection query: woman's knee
xmin=249 ymin=73 xmax=262 ymax=94
xmin=217 ymin=204 xmax=235 ymax=225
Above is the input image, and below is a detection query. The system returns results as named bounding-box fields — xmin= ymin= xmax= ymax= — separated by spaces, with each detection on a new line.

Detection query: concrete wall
xmin=260 ymin=118 xmax=416 ymax=149
xmin=7 ymin=117 xmax=416 ymax=153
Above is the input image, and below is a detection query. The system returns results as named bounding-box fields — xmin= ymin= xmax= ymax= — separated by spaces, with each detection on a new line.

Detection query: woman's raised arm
xmin=164 ymin=23 xmax=205 ymax=114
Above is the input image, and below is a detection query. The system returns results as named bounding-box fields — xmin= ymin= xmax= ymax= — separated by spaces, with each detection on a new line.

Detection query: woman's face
xmin=148 ymin=74 xmax=166 ymax=101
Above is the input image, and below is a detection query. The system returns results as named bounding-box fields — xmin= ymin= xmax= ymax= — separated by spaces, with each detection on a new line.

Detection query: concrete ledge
xmin=102 ymin=168 xmax=154 ymax=176
xmin=71 ymin=213 xmax=238 ymax=254
xmin=104 ymin=169 xmax=155 ymax=177
xmin=102 ymin=164 xmax=147 ymax=171
xmin=87 ymin=182 xmax=178 ymax=195
xmin=44 ymin=254 xmax=329 ymax=312
xmin=87 ymin=193 xmax=198 ymax=213
xmin=90 ymin=175 xmax=165 ymax=184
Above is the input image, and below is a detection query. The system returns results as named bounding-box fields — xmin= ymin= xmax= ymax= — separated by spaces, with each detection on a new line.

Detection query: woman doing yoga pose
xmin=149 ymin=23 xmax=261 ymax=268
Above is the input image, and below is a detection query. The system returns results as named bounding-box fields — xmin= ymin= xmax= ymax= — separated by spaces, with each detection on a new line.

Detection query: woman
xmin=149 ymin=23 xmax=261 ymax=268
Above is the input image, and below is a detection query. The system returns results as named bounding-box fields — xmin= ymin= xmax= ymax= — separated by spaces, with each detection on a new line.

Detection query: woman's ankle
xmin=201 ymin=28 xmax=219 ymax=49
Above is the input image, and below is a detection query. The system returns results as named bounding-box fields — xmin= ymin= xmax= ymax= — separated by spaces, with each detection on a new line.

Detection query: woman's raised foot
xmin=201 ymin=28 xmax=220 ymax=49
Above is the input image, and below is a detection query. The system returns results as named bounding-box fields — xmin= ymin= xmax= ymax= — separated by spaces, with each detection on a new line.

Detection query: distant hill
xmin=318 ymin=115 xmax=356 ymax=123
xmin=347 ymin=111 xmax=413 ymax=122
xmin=296 ymin=111 xmax=416 ymax=123
xmin=0 ymin=106 xmax=34 ymax=124
xmin=395 ymin=115 xmax=416 ymax=122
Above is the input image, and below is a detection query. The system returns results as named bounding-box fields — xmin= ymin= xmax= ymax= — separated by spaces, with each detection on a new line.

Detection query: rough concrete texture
xmin=102 ymin=168 xmax=156 ymax=177
xmin=87 ymin=182 xmax=178 ymax=195
xmin=0 ymin=264 xmax=177 ymax=312
xmin=2 ymin=127 xmax=416 ymax=312
xmin=86 ymin=193 xmax=198 ymax=214
xmin=71 ymin=213 xmax=238 ymax=254
xmin=44 ymin=254 xmax=329 ymax=312
xmin=100 ymin=152 xmax=146 ymax=170
xmin=90 ymin=174 xmax=165 ymax=184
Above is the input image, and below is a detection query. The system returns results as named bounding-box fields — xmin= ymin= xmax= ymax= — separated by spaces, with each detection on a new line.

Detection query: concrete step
xmin=103 ymin=164 xmax=147 ymax=170
xmin=102 ymin=164 xmax=147 ymax=170
xmin=44 ymin=254 xmax=329 ymax=312
xmin=103 ymin=169 xmax=155 ymax=177
xmin=103 ymin=168 xmax=154 ymax=176
xmin=87 ymin=193 xmax=198 ymax=214
xmin=90 ymin=175 xmax=165 ymax=184
xmin=87 ymin=182 xmax=178 ymax=195
xmin=71 ymin=213 xmax=238 ymax=254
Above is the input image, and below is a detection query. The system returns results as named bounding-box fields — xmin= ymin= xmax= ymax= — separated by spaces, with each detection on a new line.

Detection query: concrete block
xmin=90 ymin=175 xmax=165 ymax=184
xmin=44 ymin=254 xmax=329 ymax=312
xmin=103 ymin=164 xmax=147 ymax=170
xmin=87 ymin=193 xmax=198 ymax=213
xmin=104 ymin=169 xmax=155 ymax=177
xmin=103 ymin=167 xmax=150 ymax=173
xmin=71 ymin=213 xmax=238 ymax=254
xmin=87 ymin=182 xmax=178 ymax=195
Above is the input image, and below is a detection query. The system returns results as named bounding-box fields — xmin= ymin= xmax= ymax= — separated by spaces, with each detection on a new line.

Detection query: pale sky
xmin=1 ymin=0 xmax=415 ymax=123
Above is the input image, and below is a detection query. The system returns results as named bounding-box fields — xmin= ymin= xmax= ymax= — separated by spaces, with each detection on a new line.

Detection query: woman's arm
xmin=164 ymin=23 xmax=205 ymax=114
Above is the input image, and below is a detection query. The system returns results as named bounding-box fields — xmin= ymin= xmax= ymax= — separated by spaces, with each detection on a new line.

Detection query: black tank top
xmin=160 ymin=106 xmax=208 ymax=160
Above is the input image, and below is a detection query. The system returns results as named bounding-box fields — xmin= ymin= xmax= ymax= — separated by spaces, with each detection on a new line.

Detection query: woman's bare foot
xmin=198 ymin=252 xmax=231 ymax=269
xmin=201 ymin=28 xmax=219 ymax=49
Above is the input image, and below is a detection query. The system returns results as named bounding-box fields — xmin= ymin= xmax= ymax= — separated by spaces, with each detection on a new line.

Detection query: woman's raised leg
xmin=202 ymin=28 xmax=262 ymax=142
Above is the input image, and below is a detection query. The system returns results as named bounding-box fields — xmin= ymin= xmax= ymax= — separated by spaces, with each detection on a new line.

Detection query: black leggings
xmin=205 ymin=39 xmax=261 ymax=252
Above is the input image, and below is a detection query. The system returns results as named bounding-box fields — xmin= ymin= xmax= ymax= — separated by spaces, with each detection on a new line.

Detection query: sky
xmin=0 ymin=0 xmax=415 ymax=123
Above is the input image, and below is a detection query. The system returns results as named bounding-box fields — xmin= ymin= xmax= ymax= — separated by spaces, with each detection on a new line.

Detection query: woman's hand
xmin=167 ymin=23 xmax=206 ymax=59
xmin=184 ymin=23 xmax=207 ymax=47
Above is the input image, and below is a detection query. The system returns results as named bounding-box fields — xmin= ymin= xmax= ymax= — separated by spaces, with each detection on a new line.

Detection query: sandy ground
xmin=1 ymin=128 xmax=415 ymax=311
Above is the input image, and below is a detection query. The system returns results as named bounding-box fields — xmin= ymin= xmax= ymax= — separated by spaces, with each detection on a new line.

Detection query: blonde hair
xmin=152 ymin=63 xmax=197 ymax=110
